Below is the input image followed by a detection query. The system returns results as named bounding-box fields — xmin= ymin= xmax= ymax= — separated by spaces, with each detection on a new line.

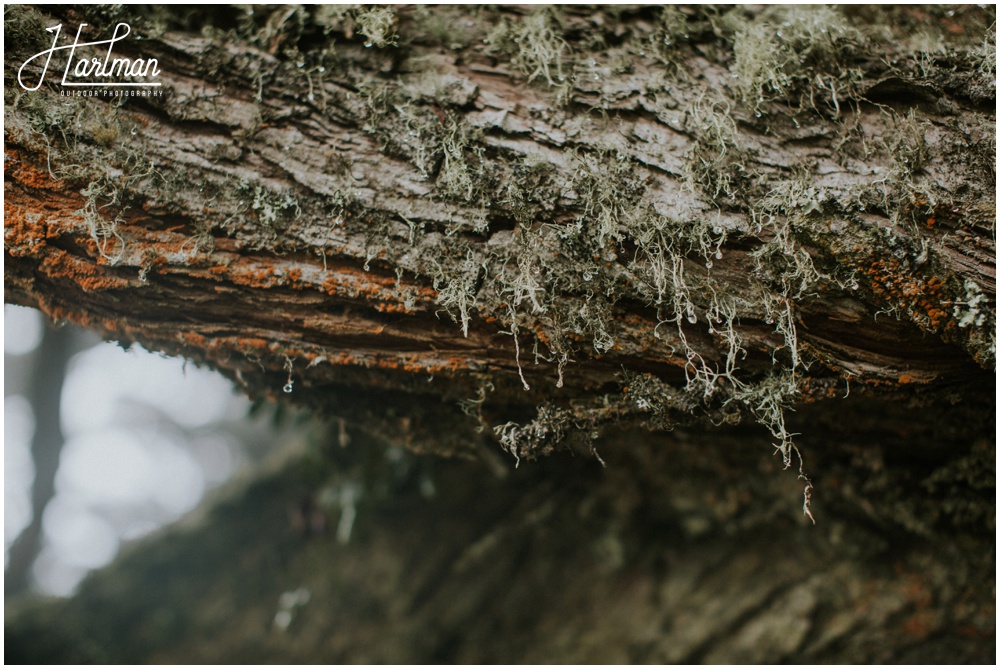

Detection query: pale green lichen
xmin=431 ymin=247 xmax=483 ymax=337
xmin=980 ymin=26 xmax=996 ymax=81
xmin=250 ymin=184 xmax=302 ymax=229
xmin=79 ymin=179 xmax=128 ymax=263
xmin=954 ymin=279 xmax=990 ymax=329
xmin=494 ymin=405 xmax=596 ymax=466
xmin=684 ymin=95 xmax=748 ymax=201
xmin=314 ymin=5 xmax=397 ymax=48
xmin=730 ymin=5 xmax=863 ymax=115
xmin=570 ymin=147 xmax=645 ymax=248
xmin=354 ymin=6 xmax=398 ymax=48
xmin=486 ymin=8 xmax=568 ymax=86
xmin=884 ymin=109 xmax=929 ymax=180
xmin=436 ymin=116 xmax=488 ymax=204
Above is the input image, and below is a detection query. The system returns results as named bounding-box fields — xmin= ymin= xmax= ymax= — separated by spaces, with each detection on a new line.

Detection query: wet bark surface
xmin=4 ymin=4 xmax=995 ymax=663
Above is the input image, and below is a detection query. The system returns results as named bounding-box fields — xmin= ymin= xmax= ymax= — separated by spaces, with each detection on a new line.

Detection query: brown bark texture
xmin=3 ymin=4 xmax=996 ymax=663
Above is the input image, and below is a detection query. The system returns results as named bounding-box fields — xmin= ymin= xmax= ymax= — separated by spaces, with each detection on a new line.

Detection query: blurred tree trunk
xmin=3 ymin=4 xmax=995 ymax=663
xmin=4 ymin=324 xmax=74 ymax=596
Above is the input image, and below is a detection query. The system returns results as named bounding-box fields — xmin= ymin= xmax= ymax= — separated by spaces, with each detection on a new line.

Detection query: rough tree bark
xmin=4 ymin=4 xmax=995 ymax=663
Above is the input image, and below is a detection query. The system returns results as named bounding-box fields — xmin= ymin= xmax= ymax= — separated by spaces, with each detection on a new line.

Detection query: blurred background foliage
xmin=4 ymin=304 xmax=311 ymax=598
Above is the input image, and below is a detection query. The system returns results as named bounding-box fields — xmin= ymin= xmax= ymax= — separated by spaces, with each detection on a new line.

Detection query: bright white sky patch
xmin=144 ymin=433 xmax=206 ymax=515
xmin=42 ymin=498 xmax=120 ymax=570
xmin=32 ymin=549 xmax=89 ymax=599
xmin=4 ymin=396 xmax=36 ymax=552
xmin=61 ymin=342 xmax=247 ymax=434
xmin=20 ymin=337 xmax=255 ymax=596
xmin=4 ymin=304 xmax=44 ymax=356
xmin=57 ymin=429 xmax=156 ymax=504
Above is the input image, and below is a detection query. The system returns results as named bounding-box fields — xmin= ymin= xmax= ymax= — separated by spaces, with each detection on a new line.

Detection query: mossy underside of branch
xmin=4 ymin=5 xmax=995 ymax=516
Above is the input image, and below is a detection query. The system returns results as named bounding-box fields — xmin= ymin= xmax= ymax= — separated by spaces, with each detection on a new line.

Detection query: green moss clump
xmin=494 ymin=404 xmax=606 ymax=466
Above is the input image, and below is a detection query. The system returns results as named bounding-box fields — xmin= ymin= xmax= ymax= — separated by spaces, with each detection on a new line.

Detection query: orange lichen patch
xmin=233 ymin=262 xmax=280 ymax=289
xmin=4 ymin=201 xmax=50 ymax=257
xmin=178 ymin=331 xmax=208 ymax=347
xmin=4 ymin=148 xmax=62 ymax=191
xmin=192 ymin=250 xmax=436 ymax=314
xmin=235 ymin=337 xmax=271 ymax=352
xmin=900 ymin=195 xmax=967 ymax=232
xmin=301 ymin=316 xmax=387 ymax=338
xmin=898 ymin=373 xmax=914 ymax=384
xmin=321 ymin=266 xmax=436 ymax=312
xmin=857 ymin=257 xmax=954 ymax=333
xmin=39 ymin=249 xmax=132 ymax=292
xmin=377 ymin=302 xmax=412 ymax=314
xmin=955 ymin=624 xmax=996 ymax=640
xmin=898 ymin=572 xmax=938 ymax=639
xmin=389 ymin=352 xmax=473 ymax=375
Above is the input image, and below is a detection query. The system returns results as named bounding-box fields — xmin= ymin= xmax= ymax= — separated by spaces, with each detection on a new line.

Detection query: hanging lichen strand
xmin=4 ymin=5 xmax=995 ymax=520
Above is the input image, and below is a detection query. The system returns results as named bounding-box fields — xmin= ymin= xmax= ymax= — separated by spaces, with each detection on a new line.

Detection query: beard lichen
xmin=486 ymin=8 xmax=569 ymax=87
xmin=10 ymin=4 xmax=992 ymax=526
xmin=728 ymin=4 xmax=864 ymax=117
